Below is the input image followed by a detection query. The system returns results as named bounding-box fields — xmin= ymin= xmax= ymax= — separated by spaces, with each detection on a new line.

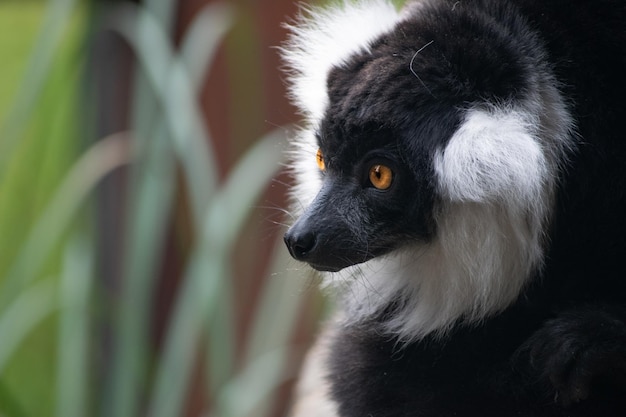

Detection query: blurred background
xmin=0 ymin=0 xmax=400 ymax=416
xmin=0 ymin=0 xmax=326 ymax=416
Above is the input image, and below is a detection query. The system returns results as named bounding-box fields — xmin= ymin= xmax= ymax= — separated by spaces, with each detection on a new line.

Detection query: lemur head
xmin=282 ymin=0 xmax=574 ymax=339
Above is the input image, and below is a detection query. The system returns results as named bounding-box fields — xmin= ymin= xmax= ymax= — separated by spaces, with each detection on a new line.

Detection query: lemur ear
xmin=281 ymin=0 xmax=399 ymax=122
xmin=434 ymin=109 xmax=549 ymax=205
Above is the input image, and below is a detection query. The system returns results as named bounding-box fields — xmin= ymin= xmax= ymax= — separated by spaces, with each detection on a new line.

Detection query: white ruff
xmin=332 ymin=195 xmax=551 ymax=341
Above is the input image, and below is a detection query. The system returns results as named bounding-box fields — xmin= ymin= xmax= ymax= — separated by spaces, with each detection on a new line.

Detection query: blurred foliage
xmin=0 ymin=1 xmax=85 ymax=415
xmin=0 ymin=2 xmax=44 ymax=118
xmin=0 ymin=0 xmax=421 ymax=415
xmin=0 ymin=0 xmax=315 ymax=416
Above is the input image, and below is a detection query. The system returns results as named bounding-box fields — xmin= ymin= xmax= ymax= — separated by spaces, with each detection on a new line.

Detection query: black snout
xmin=283 ymin=214 xmax=348 ymax=272
xmin=283 ymin=181 xmax=380 ymax=272
xmin=284 ymin=227 xmax=316 ymax=261
xmin=283 ymin=215 xmax=369 ymax=272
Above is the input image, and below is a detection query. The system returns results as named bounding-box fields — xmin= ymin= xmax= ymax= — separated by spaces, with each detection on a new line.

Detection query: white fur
xmin=281 ymin=0 xmax=400 ymax=123
xmin=286 ymin=128 xmax=324 ymax=219
xmin=288 ymin=319 xmax=341 ymax=417
xmin=435 ymin=109 xmax=548 ymax=205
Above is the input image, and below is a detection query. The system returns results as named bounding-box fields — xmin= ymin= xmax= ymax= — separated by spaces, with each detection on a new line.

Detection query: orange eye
xmin=316 ymin=148 xmax=325 ymax=171
xmin=369 ymin=164 xmax=393 ymax=190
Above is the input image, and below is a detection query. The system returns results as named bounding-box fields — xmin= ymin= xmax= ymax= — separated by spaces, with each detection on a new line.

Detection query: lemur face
xmin=283 ymin=25 xmax=467 ymax=272
xmin=283 ymin=122 xmax=440 ymax=272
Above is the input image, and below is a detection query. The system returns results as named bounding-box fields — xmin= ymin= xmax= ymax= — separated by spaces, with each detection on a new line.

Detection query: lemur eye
xmin=369 ymin=164 xmax=393 ymax=190
xmin=316 ymin=148 xmax=325 ymax=171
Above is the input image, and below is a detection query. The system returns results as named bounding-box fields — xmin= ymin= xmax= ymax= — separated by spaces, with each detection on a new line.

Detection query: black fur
xmin=284 ymin=0 xmax=626 ymax=415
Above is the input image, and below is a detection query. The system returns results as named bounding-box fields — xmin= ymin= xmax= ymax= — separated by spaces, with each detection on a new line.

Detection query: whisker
xmin=409 ymin=40 xmax=436 ymax=98
xmin=270 ymin=177 xmax=293 ymax=188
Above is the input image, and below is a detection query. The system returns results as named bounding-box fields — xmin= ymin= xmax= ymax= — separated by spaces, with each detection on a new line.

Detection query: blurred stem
xmin=55 ymin=234 xmax=93 ymax=417
xmin=0 ymin=0 xmax=78 ymax=172
xmin=102 ymin=4 xmax=177 ymax=416
xmin=216 ymin=346 xmax=297 ymax=417
xmin=0 ymin=379 xmax=28 ymax=417
xmin=147 ymin=130 xmax=284 ymax=417
xmin=202 ymin=130 xmax=286 ymax=405
xmin=0 ymin=133 xmax=133 ymax=311
xmin=205 ymin=254 xmax=236 ymax=405
xmin=0 ymin=280 xmax=57 ymax=375
xmin=237 ymin=242 xmax=319 ymax=417
xmin=104 ymin=126 xmax=175 ymax=417
xmin=144 ymin=0 xmax=177 ymax=35
xmin=102 ymin=4 xmax=231 ymax=417
xmin=106 ymin=3 xmax=232 ymax=225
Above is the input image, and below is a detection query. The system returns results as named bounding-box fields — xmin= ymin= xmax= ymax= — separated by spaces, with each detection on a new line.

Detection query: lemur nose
xmin=284 ymin=228 xmax=316 ymax=261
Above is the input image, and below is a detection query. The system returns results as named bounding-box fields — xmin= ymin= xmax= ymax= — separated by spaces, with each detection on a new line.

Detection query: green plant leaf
xmin=0 ymin=133 xmax=133 ymax=311
xmin=0 ymin=0 xmax=79 ymax=172
xmin=55 ymin=234 xmax=94 ymax=417
xmin=0 ymin=280 xmax=57 ymax=375
xmin=147 ymin=129 xmax=285 ymax=417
